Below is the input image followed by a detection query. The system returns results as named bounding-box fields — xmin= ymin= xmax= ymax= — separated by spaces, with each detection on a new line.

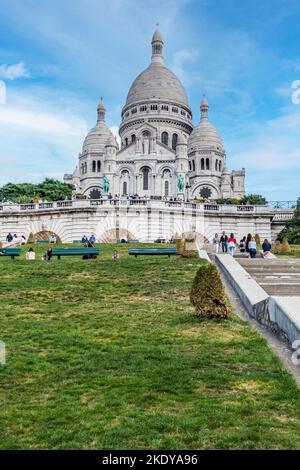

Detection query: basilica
xmin=64 ymin=30 xmax=245 ymax=200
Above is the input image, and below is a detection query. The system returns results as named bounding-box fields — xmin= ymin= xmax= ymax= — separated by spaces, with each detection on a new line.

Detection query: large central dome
xmin=124 ymin=30 xmax=189 ymax=109
xmin=126 ymin=64 xmax=189 ymax=108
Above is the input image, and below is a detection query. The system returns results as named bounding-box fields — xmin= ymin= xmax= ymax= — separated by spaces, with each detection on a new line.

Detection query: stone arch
xmin=28 ymin=230 xmax=62 ymax=243
xmin=99 ymin=228 xmax=137 ymax=243
xmin=180 ymin=231 xmax=210 ymax=244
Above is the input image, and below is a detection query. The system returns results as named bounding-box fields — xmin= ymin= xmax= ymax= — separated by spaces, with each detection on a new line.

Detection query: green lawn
xmin=278 ymin=244 xmax=300 ymax=258
xmin=1 ymin=243 xmax=300 ymax=449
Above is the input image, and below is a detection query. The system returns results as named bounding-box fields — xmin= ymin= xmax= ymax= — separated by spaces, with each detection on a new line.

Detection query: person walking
xmin=112 ymin=250 xmax=119 ymax=261
xmin=212 ymin=233 xmax=220 ymax=253
xmin=248 ymin=236 xmax=257 ymax=258
xmin=6 ymin=232 xmax=13 ymax=243
xmin=228 ymin=233 xmax=237 ymax=257
xmin=245 ymin=233 xmax=252 ymax=254
xmin=262 ymin=239 xmax=272 ymax=258
xmin=239 ymin=236 xmax=246 ymax=253
xmin=220 ymin=232 xmax=228 ymax=253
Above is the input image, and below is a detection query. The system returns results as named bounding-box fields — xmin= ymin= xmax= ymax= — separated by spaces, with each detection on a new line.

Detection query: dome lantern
xmin=200 ymin=95 xmax=209 ymax=121
xmin=151 ymin=28 xmax=164 ymax=65
xmin=97 ymin=97 xmax=106 ymax=124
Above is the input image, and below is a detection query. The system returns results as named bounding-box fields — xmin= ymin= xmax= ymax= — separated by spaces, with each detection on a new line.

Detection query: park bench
xmin=0 ymin=248 xmax=21 ymax=259
xmin=72 ymin=240 xmax=83 ymax=244
xmin=52 ymin=247 xmax=100 ymax=260
xmin=36 ymin=240 xmax=49 ymax=244
xmin=117 ymin=240 xmax=139 ymax=244
xmin=128 ymin=247 xmax=177 ymax=258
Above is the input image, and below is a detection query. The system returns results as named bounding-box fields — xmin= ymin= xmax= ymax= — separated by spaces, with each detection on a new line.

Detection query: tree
xmin=277 ymin=197 xmax=300 ymax=244
xmin=0 ymin=179 xmax=72 ymax=203
xmin=240 ymin=194 xmax=267 ymax=205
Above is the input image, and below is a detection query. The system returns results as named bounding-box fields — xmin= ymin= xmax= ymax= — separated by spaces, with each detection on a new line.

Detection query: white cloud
xmin=171 ymin=49 xmax=198 ymax=86
xmin=0 ymin=62 xmax=30 ymax=80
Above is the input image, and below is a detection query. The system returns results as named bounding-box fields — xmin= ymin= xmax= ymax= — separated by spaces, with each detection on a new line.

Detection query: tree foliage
xmin=0 ymin=179 xmax=72 ymax=203
xmin=240 ymin=194 xmax=267 ymax=205
xmin=277 ymin=198 xmax=300 ymax=244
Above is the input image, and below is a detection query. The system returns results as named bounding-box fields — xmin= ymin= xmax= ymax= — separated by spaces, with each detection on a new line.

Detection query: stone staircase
xmin=237 ymin=258 xmax=300 ymax=296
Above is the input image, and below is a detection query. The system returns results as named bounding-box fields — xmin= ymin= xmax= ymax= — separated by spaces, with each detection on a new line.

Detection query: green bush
xmin=277 ymin=197 xmax=300 ymax=244
xmin=190 ymin=264 xmax=229 ymax=318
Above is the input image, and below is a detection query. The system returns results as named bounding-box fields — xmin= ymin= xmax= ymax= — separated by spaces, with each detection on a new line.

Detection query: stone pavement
xmin=237 ymin=258 xmax=300 ymax=296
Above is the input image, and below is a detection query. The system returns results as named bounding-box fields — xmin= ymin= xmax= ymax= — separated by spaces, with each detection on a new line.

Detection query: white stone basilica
xmin=64 ymin=30 xmax=245 ymax=201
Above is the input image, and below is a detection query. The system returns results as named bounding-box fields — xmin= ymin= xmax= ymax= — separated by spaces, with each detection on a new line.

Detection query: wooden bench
xmin=52 ymin=247 xmax=100 ymax=260
xmin=0 ymin=248 xmax=21 ymax=259
xmin=36 ymin=240 xmax=49 ymax=244
xmin=129 ymin=247 xmax=177 ymax=258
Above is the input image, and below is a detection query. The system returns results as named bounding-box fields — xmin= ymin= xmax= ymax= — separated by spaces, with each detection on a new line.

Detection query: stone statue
xmin=177 ymin=174 xmax=185 ymax=193
xmin=143 ymin=135 xmax=150 ymax=155
xmin=103 ymin=175 xmax=110 ymax=193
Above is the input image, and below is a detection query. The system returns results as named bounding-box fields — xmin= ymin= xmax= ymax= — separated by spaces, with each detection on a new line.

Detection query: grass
xmin=0 ymin=243 xmax=300 ymax=449
xmin=277 ymin=244 xmax=300 ymax=258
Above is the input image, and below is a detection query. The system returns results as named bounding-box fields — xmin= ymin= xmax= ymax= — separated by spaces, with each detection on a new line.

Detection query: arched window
xmin=189 ymin=161 xmax=192 ymax=171
xmin=161 ymin=132 xmax=169 ymax=146
xmin=201 ymin=158 xmax=205 ymax=170
xmin=215 ymin=160 xmax=218 ymax=171
xmin=125 ymin=137 xmax=128 ymax=146
xmin=206 ymin=158 xmax=210 ymax=170
xmin=97 ymin=161 xmax=101 ymax=172
xmin=92 ymin=161 xmax=96 ymax=172
xmin=219 ymin=161 xmax=222 ymax=172
xmin=142 ymin=167 xmax=150 ymax=190
xmin=172 ymin=133 xmax=178 ymax=150
xmin=81 ymin=163 xmax=84 ymax=174
xmin=131 ymin=134 xmax=136 ymax=144
xmin=192 ymin=160 xmax=195 ymax=171
xmin=84 ymin=162 xmax=87 ymax=173
xmin=123 ymin=181 xmax=128 ymax=195
xmin=163 ymin=169 xmax=171 ymax=178
xmin=164 ymin=181 xmax=169 ymax=197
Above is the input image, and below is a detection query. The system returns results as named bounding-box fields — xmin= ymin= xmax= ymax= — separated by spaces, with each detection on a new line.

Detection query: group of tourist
xmin=212 ymin=231 xmax=272 ymax=258
xmin=6 ymin=232 xmax=26 ymax=245
xmin=81 ymin=234 xmax=97 ymax=244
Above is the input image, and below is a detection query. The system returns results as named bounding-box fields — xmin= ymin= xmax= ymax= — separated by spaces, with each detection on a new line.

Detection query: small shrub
xmin=273 ymin=240 xmax=282 ymax=254
xmin=254 ymin=234 xmax=261 ymax=249
xmin=176 ymin=238 xmax=185 ymax=255
xmin=190 ymin=264 xmax=229 ymax=318
xmin=282 ymin=239 xmax=291 ymax=253
xmin=182 ymin=250 xmax=198 ymax=258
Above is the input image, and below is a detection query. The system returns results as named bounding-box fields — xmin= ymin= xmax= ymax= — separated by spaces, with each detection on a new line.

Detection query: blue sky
xmin=0 ymin=0 xmax=299 ymax=200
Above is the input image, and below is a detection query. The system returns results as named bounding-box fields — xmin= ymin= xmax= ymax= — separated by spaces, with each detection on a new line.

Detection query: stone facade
xmin=64 ymin=30 xmax=245 ymax=200
xmin=0 ymin=200 xmax=293 ymax=245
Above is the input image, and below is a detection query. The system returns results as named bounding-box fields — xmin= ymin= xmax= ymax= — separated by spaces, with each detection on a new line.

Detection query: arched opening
xmin=206 ymin=158 xmax=210 ymax=170
xmin=131 ymin=134 xmax=136 ymax=144
xmin=215 ymin=160 xmax=218 ymax=171
xmin=97 ymin=161 xmax=101 ymax=172
xmin=219 ymin=161 xmax=222 ymax=172
xmin=201 ymin=158 xmax=205 ymax=170
xmin=125 ymin=137 xmax=128 ymax=146
xmin=172 ymin=133 xmax=178 ymax=150
xmin=164 ymin=180 xmax=169 ymax=197
xmin=84 ymin=162 xmax=87 ymax=173
xmin=29 ymin=231 xmax=62 ymax=244
xmin=161 ymin=131 xmax=169 ymax=146
xmin=123 ymin=181 xmax=128 ymax=195
xmin=141 ymin=167 xmax=150 ymax=190
xmin=92 ymin=160 xmax=96 ymax=172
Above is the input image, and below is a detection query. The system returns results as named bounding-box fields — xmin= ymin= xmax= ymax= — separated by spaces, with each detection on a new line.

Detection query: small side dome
xmin=82 ymin=98 xmax=115 ymax=153
xmin=188 ymin=97 xmax=223 ymax=152
xmin=105 ymin=133 xmax=118 ymax=149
